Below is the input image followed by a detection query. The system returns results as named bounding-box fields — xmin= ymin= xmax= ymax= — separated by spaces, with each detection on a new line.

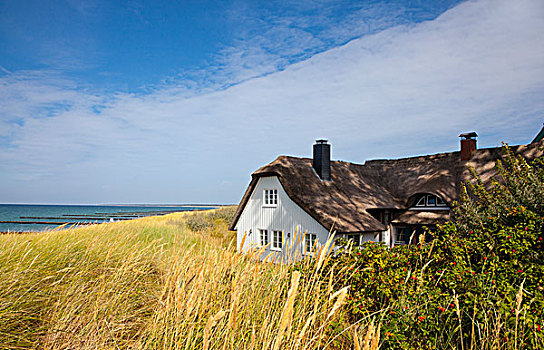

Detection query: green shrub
xmin=185 ymin=211 xmax=214 ymax=231
xmin=184 ymin=206 xmax=237 ymax=232
xmin=324 ymin=145 xmax=544 ymax=349
xmin=209 ymin=206 xmax=237 ymax=223
xmin=454 ymin=143 xmax=544 ymax=232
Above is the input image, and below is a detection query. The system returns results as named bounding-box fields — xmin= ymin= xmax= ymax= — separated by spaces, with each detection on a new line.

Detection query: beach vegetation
xmin=1 ymin=146 xmax=542 ymax=349
xmin=0 ymin=208 xmax=358 ymax=349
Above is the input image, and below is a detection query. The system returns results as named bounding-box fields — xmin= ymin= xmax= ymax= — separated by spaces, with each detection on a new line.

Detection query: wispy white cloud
xmin=195 ymin=0 xmax=457 ymax=87
xmin=1 ymin=0 xmax=543 ymax=204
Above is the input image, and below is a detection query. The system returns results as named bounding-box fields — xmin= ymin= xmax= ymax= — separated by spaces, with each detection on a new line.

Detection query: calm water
xmin=0 ymin=204 xmax=217 ymax=232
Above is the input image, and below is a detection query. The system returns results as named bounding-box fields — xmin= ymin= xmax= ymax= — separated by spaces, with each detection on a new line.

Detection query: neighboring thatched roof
xmin=229 ymin=140 xmax=544 ymax=233
xmin=533 ymin=124 xmax=544 ymax=143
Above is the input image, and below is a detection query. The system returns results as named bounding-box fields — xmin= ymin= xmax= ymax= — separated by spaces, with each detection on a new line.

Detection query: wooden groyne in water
xmin=20 ymin=216 xmax=133 ymax=220
xmin=1 ymin=206 xmax=219 ymax=234
xmin=0 ymin=220 xmax=97 ymax=225
xmin=16 ymin=210 xmax=189 ymax=223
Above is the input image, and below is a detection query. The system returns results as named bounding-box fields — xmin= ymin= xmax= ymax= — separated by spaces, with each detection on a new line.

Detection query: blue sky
xmin=1 ymin=0 xmax=543 ymax=204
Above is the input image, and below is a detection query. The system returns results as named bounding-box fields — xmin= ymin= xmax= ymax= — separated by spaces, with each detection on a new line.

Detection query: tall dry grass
xmin=0 ymin=213 xmax=187 ymax=349
xmin=142 ymin=232 xmax=359 ymax=349
xmin=0 ymin=209 xmax=365 ymax=349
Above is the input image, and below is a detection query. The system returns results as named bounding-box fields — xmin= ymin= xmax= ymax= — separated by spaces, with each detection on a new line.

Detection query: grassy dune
xmin=0 ymin=208 xmax=361 ymax=349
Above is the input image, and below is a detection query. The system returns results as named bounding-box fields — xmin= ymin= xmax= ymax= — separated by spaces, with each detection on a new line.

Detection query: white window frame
xmin=263 ymin=189 xmax=278 ymax=207
xmin=304 ymin=233 xmax=318 ymax=254
xmin=415 ymin=196 xmax=427 ymax=207
xmin=271 ymin=230 xmax=283 ymax=251
xmin=259 ymin=229 xmax=269 ymax=247
xmin=426 ymin=194 xmax=437 ymax=206
xmin=413 ymin=194 xmax=447 ymax=209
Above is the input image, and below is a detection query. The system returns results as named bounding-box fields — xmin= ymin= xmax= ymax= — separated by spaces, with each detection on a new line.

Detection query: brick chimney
xmin=313 ymin=139 xmax=331 ymax=181
xmin=459 ymin=132 xmax=478 ymax=161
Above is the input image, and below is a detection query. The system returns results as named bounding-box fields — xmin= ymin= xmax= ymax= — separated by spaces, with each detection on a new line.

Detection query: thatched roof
xmin=391 ymin=210 xmax=450 ymax=225
xmin=230 ymin=140 xmax=544 ymax=233
xmin=533 ymin=124 xmax=544 ymax=143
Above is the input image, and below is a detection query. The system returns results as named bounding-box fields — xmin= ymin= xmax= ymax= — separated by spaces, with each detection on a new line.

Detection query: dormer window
xmin=264 ymin=189 xmax=278 ymax=206
xmin=414 ymin=194 xmax=447 ymax=208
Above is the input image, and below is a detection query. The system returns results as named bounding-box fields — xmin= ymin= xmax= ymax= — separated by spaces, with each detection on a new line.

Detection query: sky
xmin=0 ymin=0 xmax=543 ymax=205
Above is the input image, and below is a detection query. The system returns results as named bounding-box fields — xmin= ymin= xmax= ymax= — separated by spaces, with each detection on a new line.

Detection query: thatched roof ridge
xmin=229 ymin=140 xmax=544 ymax=233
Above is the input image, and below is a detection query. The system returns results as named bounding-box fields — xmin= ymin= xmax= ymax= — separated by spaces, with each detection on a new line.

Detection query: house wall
xmin=383 ymin=226 xmax=392 ymax=247
xmin=361 ymin=233 xmax=381 ymax=244
xmin=235 ymin=176 xmax=331 ymax=261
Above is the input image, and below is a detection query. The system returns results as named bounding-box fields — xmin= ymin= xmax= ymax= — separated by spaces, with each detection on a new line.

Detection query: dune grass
xmin=0 ymin=208 xmax=360 ymax=349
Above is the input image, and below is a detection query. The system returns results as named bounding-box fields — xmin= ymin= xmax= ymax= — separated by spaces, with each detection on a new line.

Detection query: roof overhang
xmin=391 ymin=210 xmax=450 ymax=225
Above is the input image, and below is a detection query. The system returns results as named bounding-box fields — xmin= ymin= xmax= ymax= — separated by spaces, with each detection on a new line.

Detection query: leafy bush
xmin=184 ymin=206 xmax=237 ymax=232
xmin=454 ymin=143 xmax=544 ymax=232
xmin=185 ymin=211 xmax=214 ymax=231
xmin=209 ymin=206 xmax=237 ymax=223
xmin=324 ymin=145 xmax=544 ymax=349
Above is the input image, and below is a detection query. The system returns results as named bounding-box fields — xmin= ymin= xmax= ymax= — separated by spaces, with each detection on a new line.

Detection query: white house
xmin=230 ymin=131 xmax=544 ymax=262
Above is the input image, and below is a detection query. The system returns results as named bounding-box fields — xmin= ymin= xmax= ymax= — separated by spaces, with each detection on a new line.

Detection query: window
xmin=259 ymin=229 xmax=269 ymax=246
xmin=395 ymin=227 xmax=414 ymax=245
xmin=264 ymin=189 xmax=278 ymax=206
xmin=346 ymin=234 xmax=360 ymax=246
xmin=414 ymin=194 xmax=447 ymax=208
xmin=272 ymin=230 xmax=283 ymax=250
xmin=415 ymin=196 xmax=426 ymax=207
xmin=395 ymin=226 xmax=427 ymax=245
xmin=304 ymin=233 xmax=317 ymax=253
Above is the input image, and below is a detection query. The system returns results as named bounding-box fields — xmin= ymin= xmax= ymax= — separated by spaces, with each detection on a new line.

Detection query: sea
xmin=0 ymin=204 xmax=218 ymax=233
